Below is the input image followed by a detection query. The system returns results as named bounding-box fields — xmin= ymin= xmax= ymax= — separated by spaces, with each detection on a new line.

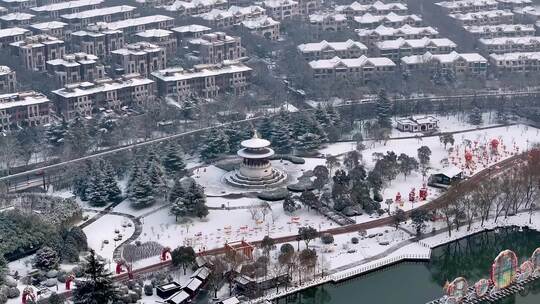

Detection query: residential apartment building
xmin=46 ymin=52 xmax=105 ymax=86
xmin=0 ymin=66 xmax=16 ymax=93
xmin=309 ymin=13 xmax=347 ymax=31
xmin=99 ymin=15 xmax=175 ymax=35
xmin=297 ymin=0 xmax=320 ymax=16
xmin=0 ymin=0 xmax=36 ymax=12
xmin=353 ymin=12 xmax=422 ymax=29
xmin=52 ymin=74 xmax=155 ymax=119
xmin=70 ymin=24 xmax=124 ymax=59
xmin=434 ymin=0 xmax=498 ymax=14
xmin=171 ymin=24 xmax=212 ymax=42
xmin=0 ymin=13 xmax=35 ymax=28
xmin=197 ymin=6 xmax=266 ymax=28
xmin=136 ymin=29 xmax=177 ymax=56
xmin=60 ymin=5 xmax=136 ymax=30
xmin=111 ymin=42 xmax=166 ymax=77
xmin=357 ymin=24 xmax=439 ymax=45
xmin=262 ymin=0 xmax=299 ymax=20
xmin=241 ymin=16 xmax=280 ymax=40
xmin=375 ymin=37 xmax=457 ymax=60
xmin=31 ymin=0 xmax=104 ymax=19
xmin=10 ymin=35 xmax=65 ymax=72
xmin=497 ymin=0 xmax=531 ymax=10
xmin=308 ymin=56 xmax=396 ymax=81
xmin=478 ymin=36 xmax=540 ymax=53
xmin=488 ymin=51 xmax=540 ymax=72
xmin=29 ymin=21 xmax=68 ymax=39
xmin=151 ymin=61 xmax=252 ymax=99
xmin=464 ymin=24 xmax=535 ymax=39
xmin=401 ymin=51 xmax=488 ymax=75
xmin=297 ymin=40 xmax=368 ymax=60
xmin=449 ymin=10 xmax=514 ymax=26
xmin=165 ymin=0 xmax=228 ymax=16
xmin=188 ymin=32 xmax=245 ymax=64
xmin=335 ymin=1 xmax=408 ymax=20
xmin=0 ymin=91 xmax=51 ymax=130
xmin=0 ymin=27 xmax=31 ymax=48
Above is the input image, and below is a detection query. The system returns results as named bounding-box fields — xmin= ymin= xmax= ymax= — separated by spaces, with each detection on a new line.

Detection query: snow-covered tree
xmin=296 ymin=133 xmax=322 ymax=152
xmin=376 ymin=90 xmax=392 ymax=129
xmin=99 ymin=159 xmax=121 ymax=203
xmin=417 ymin=146 xmax=432 ymax=166
xmin=398 ymin=154 xmax=419 ymax=180
xmin=73 ymin=250 xmax=118 ymax=304
xmin=314 ymin=103 xmax=330 ymax=128
xmin=34 ymin=246 xmax=59 ymax=271
xmin=283 ymin=196 xmax=299 ymax=214
xmin=200 ymin=128 xmax=230 ymax=162
xmin=65 ymin=114 xmax=91 ymax=157
xmin=128 ymin=169 xmax=154 ymax=208
xmin=469 ymin=107 xmax=483 ymax=126
xmin=162 ymin=142 xmax=187 ymax=178
xmin=85 ymin=166 xmax=109 ymax=207
xmin=225 ymin=125 xmax=250 ymax=152
xmin=271 ymin=125 xmax=293 ymax=154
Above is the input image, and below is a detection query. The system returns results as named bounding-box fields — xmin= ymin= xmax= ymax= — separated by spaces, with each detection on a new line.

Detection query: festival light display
xmin=491 ymin=250 xmax=518 ymax=289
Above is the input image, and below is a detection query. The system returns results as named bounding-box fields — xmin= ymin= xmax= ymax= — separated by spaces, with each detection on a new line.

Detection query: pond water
xmin=275 ymin=227 xmax=540 ymax=304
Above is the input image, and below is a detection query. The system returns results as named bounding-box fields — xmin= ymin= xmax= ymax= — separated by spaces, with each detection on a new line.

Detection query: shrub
xmin=0 ymin=293 xmax=7 ymax=304
xmin=351 ymin=237 xmax=359 ymax=244
xmin=6 ymin=287 xmax=19 ymax=299
xmin=144 ymin=284 xmax=153 ymax=296
xmin=320 ymin=233 xmax=334 ymax=245
xmin=257 ymin=188 xmax=289 ymax=201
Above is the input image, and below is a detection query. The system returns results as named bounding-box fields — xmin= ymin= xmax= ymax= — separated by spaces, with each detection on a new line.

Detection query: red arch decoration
xmin=22 ymin=287 xmax=35 ymax=304
xmin=65 ymin=273 xmax=75 ymax=290
xmin=161 ymin=247 xmax=172 ymax=261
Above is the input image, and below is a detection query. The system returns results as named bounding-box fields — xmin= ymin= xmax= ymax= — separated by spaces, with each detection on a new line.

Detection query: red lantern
xmin=22 ymin=287 xmax=35 ymax=304
xmin=491 ymin=139 xmax=499 ymax=150
xmin=65 ymin=273 xmax=75 ymax=290
xmin=160 ymin=247 xmax=171 ymax=261
xmin=395 ymin=192 xmax=402 ymax=202
xmin=465 ymin=151 xmax=473 ymax=162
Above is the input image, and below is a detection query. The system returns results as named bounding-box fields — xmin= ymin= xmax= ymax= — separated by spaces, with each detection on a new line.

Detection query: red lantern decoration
xmin=465 ymin=151 xmax=473 ymax=163
xmin=65 ymin=273 xmax=75 ymax=290
xmin=409 ymin=188 xmax=415 ymax=202
xmin=419 ymin=186 xmax=428 ymax=201
xmin=491 ymin=139 xmax=499 ymax=150
xmin=22 ymin=287 xmax=35 ymax=304
xmin=160 ymin=247 xmax=171 ymax=261
xmin=395 ymin=192 xmax=402 ymax=202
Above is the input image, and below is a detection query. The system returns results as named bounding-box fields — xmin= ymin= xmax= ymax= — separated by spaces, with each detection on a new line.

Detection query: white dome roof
xmin=240 ymin=130 xmax=270 ymax=148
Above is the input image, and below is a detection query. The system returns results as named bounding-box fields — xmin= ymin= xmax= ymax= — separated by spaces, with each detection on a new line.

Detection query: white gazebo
xmin=224 ymin=131 xmax=286 ymax=189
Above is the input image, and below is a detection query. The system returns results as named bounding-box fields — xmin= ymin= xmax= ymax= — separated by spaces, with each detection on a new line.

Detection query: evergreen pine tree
xmin=271 ymin=124 xmax=293 ymax=154
xmin=325 ymin=103 xmax=340 ymax=126
xmin=469 ymin=107 xmax=483 ymax=126
xmin=128 ymin=172 xmax=154 ymax=208
xmin=200 ymin=128 xmax=230 ymax=162
xmin=146 ymin=157 xmax=167 ymax=196
xmin=314 ymin=104 xmax=330 ymax=128
xmin=225 ymin=125 xmax=250 ymax=152
xmin=73 ymin=250 xmax=118 ymax=304
xmin=162 ymin=142 xmax=187 ymax=177
xmin=296 ymin=133 xmax=322 ymax=152
xmin=258 ymin=117 xmax=274 ymax=139
xmin=46 ymin=119 xmax=68 ymax=148
xmin=169 ymin=179 xmax=186 ymax=203
xmin=85 ymin=165 xmax=109 ymax=207
xmin=99 ymin=160 xmax=121 ymax=203
xmin=65 ymin=115 xmax=91 ymax=157
xmin=376 ymin=90 xmax=392 ymax=129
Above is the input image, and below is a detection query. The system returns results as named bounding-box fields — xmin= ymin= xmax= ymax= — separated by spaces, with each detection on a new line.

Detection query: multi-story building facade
xmin=151 ymin=61 xmax=252 ymax=100
xmin=10 ymin=34 xmax=65 ymax=71
xmin=401 ymin=51 xmax=488 ymax=75
xmin=478 ymin=36 xmax=540 ymax=53
xmin=136 ymin=29 xmax=177 ymax=56
xmin=488 ymin=51 xmax=540 ymax=72
xmin=0 ymin=27 xmax=31 ymax=48
xmin=464 ymin=24 xmax=535 ymax=39
xmin=29 ymin=21 xmax=68 ymax=39
xmin=262 ymin=0 xmax=299 ymax=20
xmin=188 ymin=32 xmax=245 ymax=64
xmin=46 ymin=52 xmax=105 ymax=86
xmin=0 ymin=66 xmax=16 ymax=93
xmin=297 ymin=40 xmax=368 ymax=60
xmin=165 ymin=0 xmax=228 ymax=16
xmin=0 ymin=0 xmax=36 ymax=12
xmin=309 ymin=13 xmax=347 ymax=31
xmin=353 ymin=12 xmax=422 ymax=29
xmin=497 ymin=0 xmax=531 ymax=10
xmin=70 ymin=24 xmax=124 ymax=59
xmin=434 ymin=0 xmax=498 ymax=14
xmin=111 ymin=42 xmax=166 ymax=77
xmin=52 ymin=74 xmax=155 ymax=119
xmin=449 ymin=10 xmax=514 ymax=26
xmin=308 ymin=56 xmax=396 ymax=82
xmin=0 ymin=13 xmax=35 ymax=28
xmin=99 ymin=15 xmax=175 ymax=35
xmin=171 ymin=24 xmax=212 ymax=42
xmin=357 ymin=24 xmax=439 ymax=45
xmin=336 ymin=1 xmax=408 ymax=21
xmin=375 ymin=37 xmax=457 ymax=60
xmin=197 ymin=5 xmax=266 ymax=28
xmin=60 ymin=5 xmax=136 ymax=30
xmin=241 ymin=16 xmax=280 ymax=40
xmin=297 ymin=0 xmax=319 ymax=16
xmin=0 ymin=91 xmax=51 ymax=130
xmin=31 ymin=0 xmax=103 ymax=19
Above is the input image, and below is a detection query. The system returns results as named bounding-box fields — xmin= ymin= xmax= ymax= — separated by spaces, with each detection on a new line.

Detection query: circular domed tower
xmin=224 ymin=131 xmax=286 ymax=189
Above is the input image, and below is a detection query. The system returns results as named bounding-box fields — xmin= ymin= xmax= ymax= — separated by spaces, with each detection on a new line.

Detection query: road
xmin=2 ymin=88 xmax=540 ymax=187
xmin=111 ymin=152 xmax=526 ymax=282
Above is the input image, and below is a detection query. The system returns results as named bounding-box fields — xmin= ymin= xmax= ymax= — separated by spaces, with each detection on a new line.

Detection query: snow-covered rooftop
xmin=165 ymin=0 xmax=227 ymax=11
xmin=309 ymin=55 xmax=396 ymax=69
xmin=60 ymin=5 xmax=136 ymax=20
xmin=52 ymin=75 xmax=154 ymax=98
xmin=0 ymin=65 xmax=12 ymax=75
xmin=183 ymin=277 xmax=203 ymax=292
xmin=136 ymin=29 xmax=173 ymax=38
xmin=353 ymin=12 xmax=421 ymax=24
xmin=171 ymin=24 xmax=211 ymax=33
xmin=464 ymin=23 xmax=534 ymax=34
xmin=0 ymin=91 xmax=50 ymax=111
xmin=111 ymin=42 xmax=162 ymax=56
xmin=97 ymin=15 xmax=173 ymax=31
xmin=309 ymin=12 xmax=346 ymax=23
xmin=376 ymin=37 xmax=456 ymax=50
xmin=298 ymin=39 xmax=367 ymax=53
xmin=479 ymin=35 xmax=540 ymax=46
xmin=167 ymin=290 xmax=190 ymax=303
xmin=0 ymin=27 xmax=29 ymax=38
xmin=241 ymin=16 xmax=279 ymax=29
xmin=31 ymin=0 xmax=103 ymax=13
xmin=197 ymin=5 xmax=265 ymax=20
xmin=449 ymin=9 xmax=514 ymax=20
xmin=489 ymin=51 xmax=540 ymax=61
xmin=47 ymin=52 xmax=99 ymax=67
xmin=357 ymin=24 xmax=438 ymax=37
xmin=435 ymin=0 xmax=497 ymax=9
xmin=151 ymin=61 xmax=252 ymax=82
xmin=401 ymin=51 xmax=487 ymax=65
xmin=30 ymin=21 xmax=68 ymax=31
xmin=336 ymin=1 xmax=407 ymax=13
xmin=263 ymin=0 xmax=298 ymax=8
xmin=0 ymin=12 xmax=34 ymax=21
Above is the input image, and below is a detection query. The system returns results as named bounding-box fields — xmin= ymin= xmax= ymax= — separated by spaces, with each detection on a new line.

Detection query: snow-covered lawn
xmin=82 ymin=214 xmax=135 ymax=268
